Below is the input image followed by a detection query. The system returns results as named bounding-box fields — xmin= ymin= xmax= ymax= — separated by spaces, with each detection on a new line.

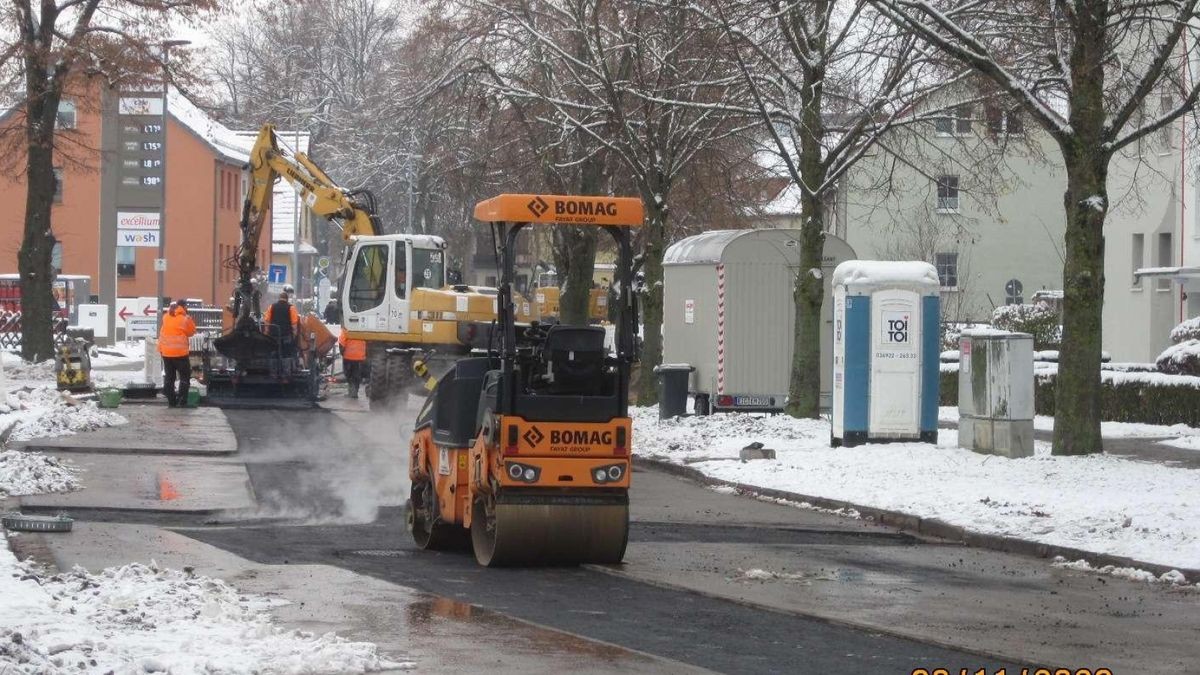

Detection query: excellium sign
xmin=117 ymin=211 xmax=160 ymax=247
xmin=117 ymin=211 xmax=161 ymax=230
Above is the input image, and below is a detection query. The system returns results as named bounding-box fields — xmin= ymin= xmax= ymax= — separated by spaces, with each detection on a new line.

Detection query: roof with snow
xmin=832 ymin=260 xmax=940 ymax=289
xmin=168 ymin=88 xmax=253 ymax=164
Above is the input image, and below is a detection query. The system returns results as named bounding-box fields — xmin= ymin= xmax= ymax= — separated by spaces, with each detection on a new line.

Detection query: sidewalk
xmin=633 ymin=406 xmax=1200 ymax=579
xmin=937 ymin=415 xmax=1200 ymax=469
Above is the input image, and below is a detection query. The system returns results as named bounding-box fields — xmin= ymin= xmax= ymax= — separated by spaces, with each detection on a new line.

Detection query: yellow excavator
xmin=208 ymin=124 xmax=535 ymax=407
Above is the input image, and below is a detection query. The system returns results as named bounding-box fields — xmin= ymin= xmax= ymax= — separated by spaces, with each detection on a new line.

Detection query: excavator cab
xmin=407 ymin=194 xmax=643 ymax=566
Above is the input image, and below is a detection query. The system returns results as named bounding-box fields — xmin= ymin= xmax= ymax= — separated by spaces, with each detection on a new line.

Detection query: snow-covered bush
xmin=991 ymin=302 xmax=1060 ymax=348
xmin=1169 ymin=317 xmax=1200 ymax=343
xmin=1157 ymin=317 xmax=1200 ymax=375
xmin=1157 ymin=340 xmax=1200 ymax=375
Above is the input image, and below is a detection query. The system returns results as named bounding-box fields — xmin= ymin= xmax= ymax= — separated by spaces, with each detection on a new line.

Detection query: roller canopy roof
xmin=473 ymin=194 xmax=643 ymax=226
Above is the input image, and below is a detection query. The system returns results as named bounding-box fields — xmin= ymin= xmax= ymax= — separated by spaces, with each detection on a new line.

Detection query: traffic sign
xmin=154 ymin=258 xmax=167 ymax=272
xmin=316 ymin=256 xmax=331 ymax=270
xmin=268 ymin=264 xmax=287 ymax=283
xmin=115 ymin=297 xmax=138 ymax=324
xmin=126 ymin=316 xmax=157 ymax=339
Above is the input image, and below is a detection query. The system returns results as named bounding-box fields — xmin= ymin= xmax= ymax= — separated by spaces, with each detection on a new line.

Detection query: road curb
xmin=633 ymin=456 xmax=1200 ymax=581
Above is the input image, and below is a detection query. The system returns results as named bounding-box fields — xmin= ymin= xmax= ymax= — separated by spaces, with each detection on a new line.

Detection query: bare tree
xmin=466 ymin=0 xmax=753 ymax=403
xmin=870 ymin=0 xmax=1200 ymax=454
xmin=692 ymin=0 xmax=960 ymax=417
xmin=2 ymin=0 xmax=214 ymax=360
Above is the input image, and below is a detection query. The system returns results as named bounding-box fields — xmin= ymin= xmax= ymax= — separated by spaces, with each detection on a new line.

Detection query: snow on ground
xmin=0 ymin=450 xmax=78 ymax=497
xmin=939 ymin=406 xmax=1200 ymax=439
xmin=90 ymin=341 xmax=145 ymax=368
xmin=0 ymin=546 xmax=409 ymax=674
xmin=0 ymin=386 xmax=126 ymax=442
xmin=635 ymin=407 xmax=1200 ymax=571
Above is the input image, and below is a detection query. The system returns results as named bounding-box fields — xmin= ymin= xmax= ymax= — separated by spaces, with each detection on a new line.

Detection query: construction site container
xmin=662 ymin=229 xmax=855 ymax=414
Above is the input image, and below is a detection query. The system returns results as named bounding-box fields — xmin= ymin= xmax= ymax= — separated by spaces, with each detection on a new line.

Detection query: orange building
xmin=0 ymin=77 xmax=270 ymax=331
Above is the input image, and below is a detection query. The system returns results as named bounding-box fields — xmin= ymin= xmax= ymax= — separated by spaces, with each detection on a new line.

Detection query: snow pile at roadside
xmin=0 ymin=355 xmax=55 ymax=387
xmin=0 ymin=551 xmax=410 ymax=674
xmin=0 ymin=450 xmax=78 ymax=497
xmin=635 ymin=407 xmax=1200 ymax=571
xmin=0 ymin=387 xmax=125 ymax=442
xmin=1052 ymin=557 xmax=1196 ymax=587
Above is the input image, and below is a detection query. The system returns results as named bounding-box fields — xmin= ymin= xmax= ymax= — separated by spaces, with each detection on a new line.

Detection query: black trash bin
xmin=654 ymin=364 xmax=694 ymax=419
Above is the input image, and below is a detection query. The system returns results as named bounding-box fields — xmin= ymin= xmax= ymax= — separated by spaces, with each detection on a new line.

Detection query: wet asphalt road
xmin=179 ymin=408 xmax=1023 ymax=675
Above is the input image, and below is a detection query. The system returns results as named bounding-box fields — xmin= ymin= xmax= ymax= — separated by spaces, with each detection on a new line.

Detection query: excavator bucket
xmin=213 ymin=327 xmax=279 ymax=363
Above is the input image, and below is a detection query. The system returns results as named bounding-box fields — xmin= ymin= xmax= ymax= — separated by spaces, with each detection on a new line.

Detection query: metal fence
xmin=0 ymin=312 xmax=73 ymax=350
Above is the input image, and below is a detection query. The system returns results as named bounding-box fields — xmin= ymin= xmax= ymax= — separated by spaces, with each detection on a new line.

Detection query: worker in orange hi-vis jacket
xmin=158 ymin=301 xmax=196 ymax=408
xmin=338 ymin=330 xmax=367 ymax=399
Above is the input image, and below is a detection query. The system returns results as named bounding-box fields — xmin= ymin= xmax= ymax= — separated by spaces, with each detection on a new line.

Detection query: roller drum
xmin=472 ymin=491 xmax=629 ymax=567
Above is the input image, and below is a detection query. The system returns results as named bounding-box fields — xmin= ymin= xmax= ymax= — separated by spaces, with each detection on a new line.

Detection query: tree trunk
xmin=559 ymin=228 xmax=597 ymax=325
xmin=1053 ymin=147 xmax=1106 ymax=454
xmin=19 ymin=98 xmax=60 ymax=362
xmin=1053 ymin=8 xmax=1106 ymax=455
xmin=785 ymin=35 xmax=827 ymax=419
xmin=787 ymin=192 xmax=826 ymax=418
xmin=556 ymin=156 xmax=605 ymax=324
xmin=636 ymin=198 xmax=667 ymax=405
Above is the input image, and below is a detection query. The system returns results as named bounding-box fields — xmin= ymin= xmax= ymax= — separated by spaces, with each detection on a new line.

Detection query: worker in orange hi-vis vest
xmin=158 ymin=301 xmax=196 ymax=408
xmin=338 ymin=330 xmax=367 ymax=399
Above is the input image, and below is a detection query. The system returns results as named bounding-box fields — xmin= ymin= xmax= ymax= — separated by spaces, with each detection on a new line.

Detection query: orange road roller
xmin=406 ymin=193 xmax=642 ymax=566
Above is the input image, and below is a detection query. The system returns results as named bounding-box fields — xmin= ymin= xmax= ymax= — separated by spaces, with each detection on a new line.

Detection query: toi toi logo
xmin=887 ymin=317 xmax=909 ymax=343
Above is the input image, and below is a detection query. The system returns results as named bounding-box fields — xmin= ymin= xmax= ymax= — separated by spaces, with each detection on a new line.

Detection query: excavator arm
xmin=232 ymin=124 xmax=380 ymax=326
xmin=220 ymin=123 xmax=381 ymax=361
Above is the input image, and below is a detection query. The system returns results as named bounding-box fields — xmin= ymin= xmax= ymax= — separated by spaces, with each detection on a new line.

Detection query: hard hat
xmin=284 ymin=284 xmax=295 ymax=294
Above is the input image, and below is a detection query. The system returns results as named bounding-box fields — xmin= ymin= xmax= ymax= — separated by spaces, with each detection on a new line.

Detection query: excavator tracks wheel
xmin=407 ymin=481 xmax=468 ymax=551
xmin=368 ymin=350 xmax=411 ymax=411
xmin=470 ymin=491 xmax=629 ymax=567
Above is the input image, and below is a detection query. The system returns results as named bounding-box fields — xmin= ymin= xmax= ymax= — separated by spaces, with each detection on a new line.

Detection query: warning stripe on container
xmin=717 ymin=263 xmax=725 ymax=395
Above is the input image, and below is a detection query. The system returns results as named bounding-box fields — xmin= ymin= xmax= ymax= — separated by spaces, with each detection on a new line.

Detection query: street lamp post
xmin=157 ymin=39 xmax=190 ymax=319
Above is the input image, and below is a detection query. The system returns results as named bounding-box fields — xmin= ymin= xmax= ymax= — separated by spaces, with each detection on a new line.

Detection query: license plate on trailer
xmin=733 ymin=395 xmax=773 ymax=407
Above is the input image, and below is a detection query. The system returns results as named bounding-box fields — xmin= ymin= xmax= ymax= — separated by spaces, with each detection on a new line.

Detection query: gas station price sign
xmin=116 ymin=94 xmax=165 ymax=209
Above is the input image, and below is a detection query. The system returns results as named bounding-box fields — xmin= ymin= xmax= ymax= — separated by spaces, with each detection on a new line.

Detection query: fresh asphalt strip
xmin=172 ymin=409 xmax=1029 ymax=675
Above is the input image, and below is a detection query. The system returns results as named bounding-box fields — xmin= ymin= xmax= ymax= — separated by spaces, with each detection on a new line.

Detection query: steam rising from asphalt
xmin=230 ymin=395 xmax=422 ymax=525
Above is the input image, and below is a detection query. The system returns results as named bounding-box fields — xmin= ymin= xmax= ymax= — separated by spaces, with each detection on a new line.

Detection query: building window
xmin=50 ymin=241 xmax=62 ymax=275
xmin=56 ymin=100 xmax=76 ymax=130
xmin=1131 ymin=234 xmax=1144 ymax=287
xmin=936 ymin=175 xmax=960 ymax=212
xmin=986 ymin=106 xmax=1023 ymax=136
xmin=933 ymin=105 xmax=972 ymax=136
xmin=1160 ymin=94 xmax=1175 ymax=146
xmin=117 ymin=247 xmax=136 ymax=277
xmin=1158 ymin=232 xmax=1173 ymax=290
xmin=955 ymin=105 xmax=973 ymax=135
xmin=935 ymin=252 xmax=958 ymax=290
xmin=52 ymin=167 xmax=63 ymax=203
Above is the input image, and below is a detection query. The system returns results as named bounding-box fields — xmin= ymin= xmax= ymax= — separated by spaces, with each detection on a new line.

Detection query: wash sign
xmin=117 ymin=211 xmax=160 ymax=247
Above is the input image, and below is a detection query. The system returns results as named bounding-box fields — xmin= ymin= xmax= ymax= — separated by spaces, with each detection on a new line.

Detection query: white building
xmin=755 ymin=99 xmax=1191 ymax=363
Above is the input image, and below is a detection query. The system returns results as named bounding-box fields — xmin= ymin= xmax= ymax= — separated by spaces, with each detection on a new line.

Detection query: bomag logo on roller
xmin=553 ymin=199 xmax=618 ymax=217
xmin=550 ymin=430 xmax=613 ymax=446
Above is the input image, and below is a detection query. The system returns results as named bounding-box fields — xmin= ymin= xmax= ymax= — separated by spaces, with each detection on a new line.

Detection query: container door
xmin=831 ymin=287 xmax=846 ymax=438
xmin=390 ymin=241 xmax=410 ymax=334
xmin=343 ymin=241 xmax=391 ymax=334
xmin=868 ymin=289 xmax=920 ymax=437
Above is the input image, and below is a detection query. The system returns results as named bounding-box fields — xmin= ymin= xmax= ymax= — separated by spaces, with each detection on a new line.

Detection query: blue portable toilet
xmin=831 ymin=261 xmax=940 ymax=447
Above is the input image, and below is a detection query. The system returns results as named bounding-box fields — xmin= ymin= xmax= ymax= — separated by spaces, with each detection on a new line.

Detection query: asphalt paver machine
xmin=406 ymin=194 xmax=643 ymax=566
